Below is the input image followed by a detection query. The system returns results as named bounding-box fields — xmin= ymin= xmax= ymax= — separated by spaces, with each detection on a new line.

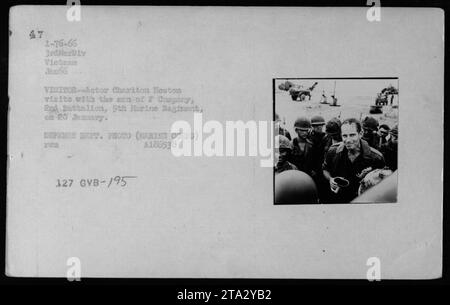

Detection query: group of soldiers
xmin=275 ymin=114 xmax=398 ymax=203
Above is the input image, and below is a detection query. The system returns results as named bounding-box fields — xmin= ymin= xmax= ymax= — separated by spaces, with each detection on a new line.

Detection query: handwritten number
xmin=29 ymin=30 xmax=44 ymax=39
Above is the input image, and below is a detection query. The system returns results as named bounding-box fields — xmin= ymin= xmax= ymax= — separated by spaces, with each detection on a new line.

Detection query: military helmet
xmin=362 ymin=116 xmax=379 ymax=131
xmin=325 ymin=118 xmax=341 ymax=135
xmin=294 ymin=117 xmax=311 ymax=130
xmin=275 ymin=170 xmax=318 ymax=204
xmin=311 ymin=115 xmax=326 ymax=126
xmin=275 ymin=135 xmax=293 ymax=150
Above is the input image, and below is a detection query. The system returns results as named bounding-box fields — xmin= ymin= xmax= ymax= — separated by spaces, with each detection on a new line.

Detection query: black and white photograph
xmin=274 ymin=78 xmax=399 ymax=204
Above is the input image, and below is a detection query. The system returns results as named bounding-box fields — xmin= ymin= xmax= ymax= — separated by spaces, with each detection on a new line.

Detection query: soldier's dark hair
xmin=379 ymin=124 xmax=390 ymax=130
xmin=341 ymin=118 xmax=362 ymax=133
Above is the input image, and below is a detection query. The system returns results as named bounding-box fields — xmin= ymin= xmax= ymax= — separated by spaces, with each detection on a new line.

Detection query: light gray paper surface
xmin=7 ymin=6 xmax=443 ymax=278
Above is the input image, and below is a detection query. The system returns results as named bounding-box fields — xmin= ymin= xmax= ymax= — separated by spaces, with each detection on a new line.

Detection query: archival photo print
xmin=274 ymin=78 xmax=399 ymax=204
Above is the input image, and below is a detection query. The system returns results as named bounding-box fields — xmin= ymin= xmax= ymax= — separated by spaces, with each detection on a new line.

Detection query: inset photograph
xmin=274 ymin=78 xmax=399 ymax=204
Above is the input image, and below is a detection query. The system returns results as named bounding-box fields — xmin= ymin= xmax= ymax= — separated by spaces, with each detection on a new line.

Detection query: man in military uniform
xmin=320 ymin=118 xmax=343 ymax=203
xmin=323 ymin=118 xmax=385 ymax=203
xmin=377 ymin=124 xmax=390 ymax=147
xmin=379 ymin=124 xmax=398 ymax=171
xmin=274 ymin=135 xmax=298 ymax=174
xmin=362 ymin=116 xmax=381 ymax=149
xmin=290 ymin=117 xmax=314 ymax=176
xmin=309 ymin=115 xmax=326 ymax=142
xmin=308 ymin=115 xmax=327 ymax=171
xmin=307 ymin=115 xmax=329 ymax=201
xmin=323 ymin=118 xmax=342 ymax=155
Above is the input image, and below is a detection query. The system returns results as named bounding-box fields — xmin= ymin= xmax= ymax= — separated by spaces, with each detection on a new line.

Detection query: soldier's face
xmin=295 ymin=128 xmax=309 ymax=139
xmin=341 ymin=123 xmax=362 ymax=151
xmin=274 ymin=148 xmax=289 ymax=164
xmin=378 ymin=127 xmax=389 ymax=138
xmin=274 ymin=148 xmax=280 ymax=164
xmin=312 ymin=125 xmax=324 ymax=133
xmin=363 ymin=127 xmax=372 ymax=138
